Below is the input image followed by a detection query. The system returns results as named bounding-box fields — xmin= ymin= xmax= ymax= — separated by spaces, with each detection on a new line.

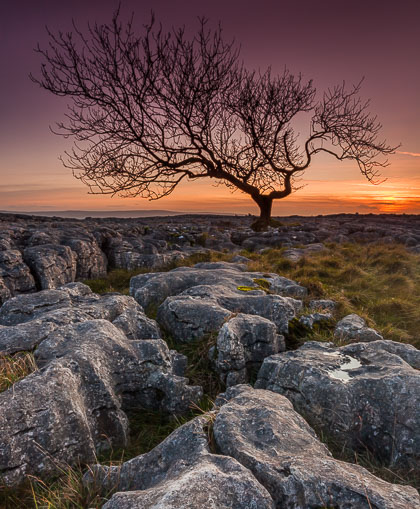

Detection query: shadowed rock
xmin=23 ymin=244 xmax=77 ymax=289
xmin=0 ymin=320 xmax=202 ymax=486
xmin=335 ymin=313 xmax=384 ymax=342
xmin=0 ymin=250 xmax=36 ymax=305
xmin=87 ymin=416 xmax=275 ymax=509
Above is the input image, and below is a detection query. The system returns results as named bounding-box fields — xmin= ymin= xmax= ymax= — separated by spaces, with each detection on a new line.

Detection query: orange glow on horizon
xmin=1 ymin=154 xmax=419 ymax=216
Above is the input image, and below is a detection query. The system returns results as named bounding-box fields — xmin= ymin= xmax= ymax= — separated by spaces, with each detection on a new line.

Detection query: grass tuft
xmin=164 ymin=332 xmax=224 ymax=401
xmin=0 ymin=352 xmax=37 ymax=393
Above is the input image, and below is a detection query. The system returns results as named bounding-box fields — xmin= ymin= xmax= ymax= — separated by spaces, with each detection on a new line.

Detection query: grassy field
xmin=245 ymin=242 xmax=420 ymax=348
xmin=1 ymin=241 xmax=419 ymax=507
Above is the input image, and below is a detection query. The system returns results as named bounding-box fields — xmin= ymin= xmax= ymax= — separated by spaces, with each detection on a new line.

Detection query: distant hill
xmin=0 ymin=210 xmax=190 ymax=219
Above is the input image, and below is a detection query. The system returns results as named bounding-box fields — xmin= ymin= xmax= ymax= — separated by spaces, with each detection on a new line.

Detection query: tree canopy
xmin=32 ymin=12 xmax=397 ymax=230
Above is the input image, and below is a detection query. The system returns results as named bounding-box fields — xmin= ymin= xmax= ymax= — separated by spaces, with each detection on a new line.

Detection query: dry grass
xmin=318 ymin=429 xmax=420 ymax=491
xmin=0 ymin=463 xmax=115 ymax=509
xmin=0 ymin=352 xmax=37 ymax=393
xmin=0 ymin=403 xmax=214 ymax=508
xmin=246 ymin=242 xmax=420 ymax=348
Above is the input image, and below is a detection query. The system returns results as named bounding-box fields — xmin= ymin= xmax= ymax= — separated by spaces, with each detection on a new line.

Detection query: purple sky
xmin=1 ymin=0 xmax=419 ymax=214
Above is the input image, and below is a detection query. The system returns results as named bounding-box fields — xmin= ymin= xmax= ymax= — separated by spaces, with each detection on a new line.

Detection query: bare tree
xmin=32 ymin=12 xmax=397 ymax=230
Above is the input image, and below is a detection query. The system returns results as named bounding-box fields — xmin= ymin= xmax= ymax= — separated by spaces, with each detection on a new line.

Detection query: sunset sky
xmin=1 ymin=0 xmax=419 ymax=216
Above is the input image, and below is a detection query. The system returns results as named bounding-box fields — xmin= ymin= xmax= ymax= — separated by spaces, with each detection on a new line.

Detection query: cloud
xmin=397 ymin=151 xmax=420 ymax=157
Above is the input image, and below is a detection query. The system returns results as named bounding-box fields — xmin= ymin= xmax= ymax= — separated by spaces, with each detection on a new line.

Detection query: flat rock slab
xmin=131 ymin=262 xmax=304 ymax=343
xmin=130 ymin=261 xmax=307 ymax=310
xmin=256 ymin=340 xmax=420 ymax=470
xmin=157 ymin=283 xmax=300 ymax=342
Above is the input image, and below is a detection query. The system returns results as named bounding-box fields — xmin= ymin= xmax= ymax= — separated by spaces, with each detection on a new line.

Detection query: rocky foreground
xmin=0 ymin=212 xmax=420 ymax=508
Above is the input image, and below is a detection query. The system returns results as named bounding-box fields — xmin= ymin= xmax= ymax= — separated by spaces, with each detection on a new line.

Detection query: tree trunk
xmin=251 ymin=195 xmax=273 ymax=231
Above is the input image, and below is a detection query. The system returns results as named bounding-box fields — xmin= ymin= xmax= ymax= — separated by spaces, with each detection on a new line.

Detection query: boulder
xmin=90 ymin=385 xmax=419 ymax=509
xmin=0 ymin=283 xmax=161 ymax=351
xmin=130 ymin=262 xmax=306 ymax=311
xmin=0 ymin=288 xmax=72 ymax=326
xmin=309 ymin=298 xmax=336 ymax=311
xmin=298 ymin=311 xmax=333 ymax=329
xmin=213 ymin=385 xmax=419 ymax=509
xmin=256 ymin=340 xmax=420 ymax=470
xmin=0 ymin=249 xmax=36 ymax=303
xmin=88 ymin=415 xmax=274 ymax=509
xmin=157 ymin=284 xmax=300 ymax=342
xmin=61 ymin=237 xmax=107 ymax=279
xmin=0 ymin=278 xmax=12 ymax=305
xmin=23 ymin=244 xmax=77 ymax=289
xmin=213 ymin=313 xmax=285 ymax=386
xmin=282 ymin=243 xmax=325 ymax=262
xmin=335 ymin=313 xmax=384 ymax=342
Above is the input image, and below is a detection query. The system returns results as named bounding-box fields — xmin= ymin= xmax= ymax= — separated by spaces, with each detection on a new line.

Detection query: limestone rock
xmin=0 ymin=250 xmax=36 ymax=304
xmin=335 ymin=313 xmax=383 ymax=342
xmin=130 ymin=262 xmax=306 ymax=310
xmin=88 ymin=416 xmax=274 ymax=509
xmin=214 ymin=313 xmax=285 ymax=386
xmin=23 ymin=244 xmax=77 ymax=289
xmin=0 ymin=283 xmax=161 ymax=351
xmin=61 ymin=237 xmax=107 ymax=279
xmin=256 ymin=340 xmax=420 ymax=470
xmin=309 ymin=298 xmax=336 ymax=311
xmin=213 ymin=385 xmax=419 ymax=509
xmin=0 ymin=320 xmax=202 ymax=486
xmin=157 ymin=284 xmax=300 ymax=342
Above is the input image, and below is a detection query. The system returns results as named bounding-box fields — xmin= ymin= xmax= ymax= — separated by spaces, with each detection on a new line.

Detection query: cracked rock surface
xmin=132 ymin=262 xmax=303 ymax=344
xmin=130 ymin=261 xmax=306 ymax=310
xmin=256 ymin=340 xmax=420 ymax=470
xmin=0 ymin=282 xmax=160 ymax=352
xmin=2 ymin=211 xmax=420 ymax=306
xmin=0 ymin=284 xmax=201 ymax=486
xmin=88 ymin=415 xmax=275 ymax=509
xmin=334 ymin=313 xmax=384 ymax=342
xmin=90 ymin=386 xmax=419 ymax=509
xmin=213 ymin=385 xmax=419 ymax=509
xmin=212 ymin=313 xmax=285 ymax=386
